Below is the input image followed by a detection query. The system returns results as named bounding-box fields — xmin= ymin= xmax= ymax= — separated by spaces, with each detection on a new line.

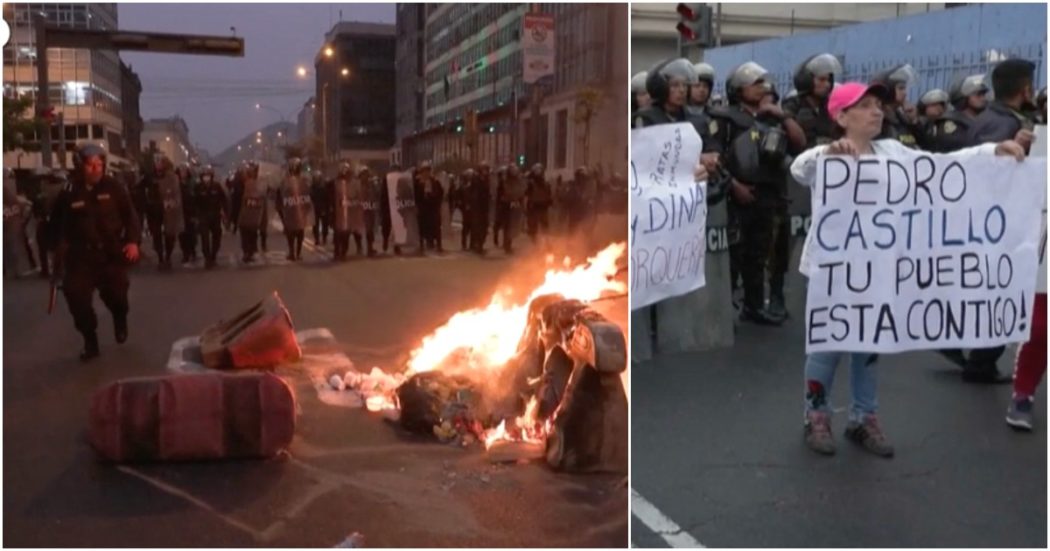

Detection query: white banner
xmin=1034 ymin=125 xmax=1047 ymax=293
xmin=805 ymin=152 xmax=1047 ymax=353
xmin=629 ymin=123 xmax=706 ymax=310
xmin=386 ymin=172 xmax=408 ymax=245
xmin=522 ymin=13 xmax=555 ymax=84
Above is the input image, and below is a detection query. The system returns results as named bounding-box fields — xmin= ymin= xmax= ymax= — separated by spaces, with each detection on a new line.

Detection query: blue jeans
xmin=804 ymin=351 xmax=879 ymax=423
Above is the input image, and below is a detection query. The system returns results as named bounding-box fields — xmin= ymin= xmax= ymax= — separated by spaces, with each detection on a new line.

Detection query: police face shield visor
xmin=730 ymin=62 xmax=770 ymax=90
xmin=804 ymin=54 xmax=843 ymax=79
xmin=658 ymin=59 xmax=700 ymax=87
xmin=960 ymin=74 xmax=988 ymax=97
xmin=631 ymin=72 xmax=648 ymax=94
xmin=920 ymin=89 xmax=949 ymax=106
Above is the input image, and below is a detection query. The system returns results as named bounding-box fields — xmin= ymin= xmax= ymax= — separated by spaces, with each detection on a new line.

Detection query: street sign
xmin=522 ymin=13 xmax=555 ymax=84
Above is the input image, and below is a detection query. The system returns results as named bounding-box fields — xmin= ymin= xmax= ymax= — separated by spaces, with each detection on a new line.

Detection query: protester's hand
xmin=694 ymin=162 xmax=709 ymax=183
xmin=123 ymin=243 xmax=140 ymax=263
xmin=995 ymin=140 xmax=1027 ymax=161
xmin=731 ymin=180 xmax=756 ymax=205
xmin=701 ymin=152 xmax=721 ymax=173
xmin=825 ymin=138 xmax=862 ymax=157
xmin=1013 ymin=129 xmax=1035 ymax=151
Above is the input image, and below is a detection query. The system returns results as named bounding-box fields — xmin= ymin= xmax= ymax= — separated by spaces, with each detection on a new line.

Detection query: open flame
xmin=406 ymin=242 xmax=626 ymax=375
xmin=482 ymin=396 xmax=551 ymax=449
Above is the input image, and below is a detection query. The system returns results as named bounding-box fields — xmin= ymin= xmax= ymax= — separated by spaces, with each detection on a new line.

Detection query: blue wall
xmin=703 ymin=3 xmax=1047 ymax=102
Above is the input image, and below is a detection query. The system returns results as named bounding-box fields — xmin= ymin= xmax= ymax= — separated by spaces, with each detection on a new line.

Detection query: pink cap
xmin=828 ymin=82 xmax=894 ymax=121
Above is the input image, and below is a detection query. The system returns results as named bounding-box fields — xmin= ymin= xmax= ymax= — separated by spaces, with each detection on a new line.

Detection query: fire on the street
xmin=397 ymin=242 xmax=626 ymax=450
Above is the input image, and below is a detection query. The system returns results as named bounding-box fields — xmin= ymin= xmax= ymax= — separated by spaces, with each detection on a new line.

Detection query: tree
xmin=3 ymin=94 xmax=38 ymax=152
xmin=573 ymin=86 xmax=605 ymax=167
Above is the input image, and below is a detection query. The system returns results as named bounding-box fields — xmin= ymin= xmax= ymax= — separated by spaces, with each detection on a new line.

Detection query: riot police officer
xmin=453 ymin=169 xmax=473 ymax=250
xmin=525 ymin=163 xmax=553 ymax=246
xmin=379 ymin=166 xmax=395 ymax=253
xmin=500 ymin=163 xmax=526 ymax=254
xmin=777 ymin=53 xmax=843 ymax=318
xmin=277 ymin=157 xmax=312 ymax=261
xmin=871 ymin=64 xmax=923 ymax=147
xmin=360 ymin=166 xmax=380 ymax=257
xmin=712 ymin=61 xmax=806 ymax=326
xmin=492 ymin=165 xmax=509 ymax=249
xmin=470 ymin=162 xmax=492 ymax=255
xmin=396 ymin=169 xmax=421 ymax=255
xmin=310 ymin=170 xmax=332 ymax=246
xmin=925 ymin=74 xmax=989 ymax=153
xmin=237 ymin=161 xmax=267 ymax=263
xmin=688 ymin=62 xmax=715 ymax=110
xmin=330 ymin=162 xmax=355 ymax=261
xmin=50 ymin=145 xmax=141 ymax=361
xmin=157 ymin=156 xmax=184 ymax=269
xmin=194 ymin=165 xmax=228 ymax=269
xmin=31 ymin=170 xmax=67 ymax=278
xmin=631 ymin=71 xmax=650 ymax=114
xmin=916 ymin=88 xmax=949 ymax=149
xmin=418 ymin=162 xmax=444 ymax=253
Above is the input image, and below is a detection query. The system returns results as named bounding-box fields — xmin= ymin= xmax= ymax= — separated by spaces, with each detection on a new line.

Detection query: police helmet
xmin=339 ymin=162 xmax=352 ymax=175
xmin=919 ymin=89 xmax=949 ymax=107
xmin=948 ymin=74 xmax=988 ymax=108
xmin=793 ymin=53 xmax=843 ymax=95
xmin=871 ymin=64 xmax=917 ymax=89
xmin=645 ymin=58 xmax=699 ymax=104
xmin=693 ymin=62 xmax=716 ymax=87
xmin=76 ymin=144 xmax=107 ymax=169
xmin=287 ymin=157 xmax=303 ymax=172
xmin=725 ymin=61 xmax=770 ymax=104
xmin=531 ymin=163 xmax=544 ymax=176
xmin=631 ymin=71 xmax=649 ymax=96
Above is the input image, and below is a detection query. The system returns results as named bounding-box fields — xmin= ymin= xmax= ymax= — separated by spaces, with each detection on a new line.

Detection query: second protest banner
xmin=630 ymin=122 xmax=706 ymax=310
xmin=806 ymin=151 xmax=1047 ymax=353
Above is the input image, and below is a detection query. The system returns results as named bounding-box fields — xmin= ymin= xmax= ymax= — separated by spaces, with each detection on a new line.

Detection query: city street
xmin=631 ymin=266 xmax=1047 ymax=548
xmin=3 ymin=218 xmax=628 ymax=547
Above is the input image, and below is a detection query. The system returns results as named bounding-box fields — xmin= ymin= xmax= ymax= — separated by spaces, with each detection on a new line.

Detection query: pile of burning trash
xmin=320 ymin=243 xmax=629 ymax=473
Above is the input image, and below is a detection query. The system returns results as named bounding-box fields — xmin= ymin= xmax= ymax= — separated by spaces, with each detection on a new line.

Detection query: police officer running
xmin=50 ymin=145 xmax=141 ymax=361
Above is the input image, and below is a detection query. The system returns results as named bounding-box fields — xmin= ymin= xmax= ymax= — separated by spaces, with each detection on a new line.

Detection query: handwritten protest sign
xmin=1034 ymin=125 xmax=1047 ymax=294
xmin=805 ymin=151 xmax=1047 ymax=353
xmin=630 ymin=123 xmax=706 ymax=310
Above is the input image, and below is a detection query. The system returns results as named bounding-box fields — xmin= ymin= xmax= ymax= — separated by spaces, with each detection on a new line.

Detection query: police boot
xmin=767 ymin=292 xmax=788 ymax=321
xmin=740 ymin=306 xmax=784 ymax=327
xmin=80 ymin=331 xmax=100 ymax=362
xmin=114 ymin=314 xmax=128 ymax=344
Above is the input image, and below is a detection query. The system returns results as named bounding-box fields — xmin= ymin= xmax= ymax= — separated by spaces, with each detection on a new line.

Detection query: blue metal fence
xmin=703 ymin=3 xmax=1047 ymax=102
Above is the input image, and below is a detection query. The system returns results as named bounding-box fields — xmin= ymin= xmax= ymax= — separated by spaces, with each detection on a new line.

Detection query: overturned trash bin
xmin=200 ymin=291 xmax=302 ymax=370
xmin=88 ymin=372 xmax=297 ymax=463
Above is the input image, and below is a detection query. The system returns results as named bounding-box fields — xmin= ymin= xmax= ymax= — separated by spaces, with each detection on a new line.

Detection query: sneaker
xmin=804 ymin=411 xmax=836 ymax=455
xmin=845 ymin=416 xmax=895 ymax=458
xmin=1006 ymin=397 xmax=1034 ymax=431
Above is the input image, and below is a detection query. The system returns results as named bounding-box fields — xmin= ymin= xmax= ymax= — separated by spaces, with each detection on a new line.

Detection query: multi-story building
xmin=631 ymin=3 xmax=947 ymax=72
xmin=315 ymin=21 xmax=396 ymax=169
xmin=119 ymin=60 xmax=142 ymax=162
xmin=398 ymin=3 xmax=628 ymax=181
xmin=2 ymin=3 xmax=131 ymax=168
xmin=296 ymin=96 xmax=316 ymax=149
xmin=393 ymin=4 xmax=425 ymax=166
xmin=142 ymin=116 xmax=196 ymax=166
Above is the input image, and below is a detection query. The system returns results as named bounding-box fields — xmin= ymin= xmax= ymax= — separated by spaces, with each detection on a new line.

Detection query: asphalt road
xmin=631 ymin=267 xmax=1047 ymax=548
xmin=4 ymin=217 xmax=629 ymax=548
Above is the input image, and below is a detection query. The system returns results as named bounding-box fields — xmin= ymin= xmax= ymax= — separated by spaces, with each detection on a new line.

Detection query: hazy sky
xmin=119 ymin=3 xmax=395 ymax=155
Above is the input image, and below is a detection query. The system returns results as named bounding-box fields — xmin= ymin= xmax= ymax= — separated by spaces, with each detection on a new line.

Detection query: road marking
xmin=117 ymin=465 xmax=266 ymax=540
xmin=631 ymin=488 xmax=704 ymax=548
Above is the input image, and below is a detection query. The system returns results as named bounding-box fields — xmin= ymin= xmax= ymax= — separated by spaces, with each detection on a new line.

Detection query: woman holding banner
xmin=789 ymin=81 xmax=1028 ymax=457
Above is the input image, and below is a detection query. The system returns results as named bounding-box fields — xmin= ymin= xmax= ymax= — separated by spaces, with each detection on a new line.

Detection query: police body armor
xmin=158 ymin=172 xmax=185 ymax=236
xmin=361 ymin=175 xmax=380 ymax=234
xmin=712 ymin=106 xmax=787 ymax=193
xmin=238 ymin=177 xmax=267 ymax=231
xmin=881 ymin=108 xmax=920 ymax=148
xmin=782 ymin=95 xmax=835 ymax=147
xmin=926 ymin=110 xmax=975 ymax=153
xmin=396 ymin=172 xmax=420 ymax=246
xmin=503 ymin=173 xmax=527 ymax=240
xmin=279 ymin=175 xmax=312 ymax=232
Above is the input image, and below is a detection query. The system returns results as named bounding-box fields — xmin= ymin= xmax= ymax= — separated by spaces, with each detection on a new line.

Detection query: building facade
xmin=2 ymin=3 xmax=131 ymax=168
xmin=142 ymin=116 xmax=196 ymax=166
xmin=315 ymin=21 xmax=396 ymax=168
xmin=393 ymin=3 xmax=425 ymax=165
xmin=398 ymin=3 xmax=628 ymax=181
xmin=631 ymin=3 xmax=947 ymax=73
xmin=119 ymin=60 xmax=142 ymax=162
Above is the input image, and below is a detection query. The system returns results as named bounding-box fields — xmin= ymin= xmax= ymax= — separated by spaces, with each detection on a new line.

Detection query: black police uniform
xmin=178 ymin=176 xmax=199 ymax=263
xmin=469 ymin=170 xmax=492 ymax=254
xmin=525 ymin=173 xmax=553 ymax=243
xmin=879 ymin=107 xmax=922 ymax=148
xmin=923 ymin=110 xmax=977 ymax=153
xmin=51 ymin=174 xmax=141 ymax=358
xmin=311 ymin=177 xmax=332 ymax=246
xmin=195 ymin=178 xmax=228 ymax=267
xmin=378 ymin=174 xmax=393 ymax=252
xmin=710 ymin=103 xmax=795 ymax=323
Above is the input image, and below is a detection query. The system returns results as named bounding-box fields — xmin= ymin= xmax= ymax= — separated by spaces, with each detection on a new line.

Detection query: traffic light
xmin=517 ymin=154 xmax=526 ymax=167
xmin=676 ymin=3 xmax=713 ymax=49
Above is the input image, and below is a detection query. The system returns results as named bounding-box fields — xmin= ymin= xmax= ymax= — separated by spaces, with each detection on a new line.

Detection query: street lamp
xmin=297 ymin=65 xmax=308 ymax=78
xmin=324 ymin=46 xmax=334 ymax=58
xmin=341 ymin=67 xmax=350 ymax=77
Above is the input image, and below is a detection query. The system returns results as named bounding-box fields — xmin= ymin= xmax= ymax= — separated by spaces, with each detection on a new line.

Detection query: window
xmin=77 ymin=124 xmax=88 ymax=139
xmin=92 ymin=124 xmax=103 ymax=139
